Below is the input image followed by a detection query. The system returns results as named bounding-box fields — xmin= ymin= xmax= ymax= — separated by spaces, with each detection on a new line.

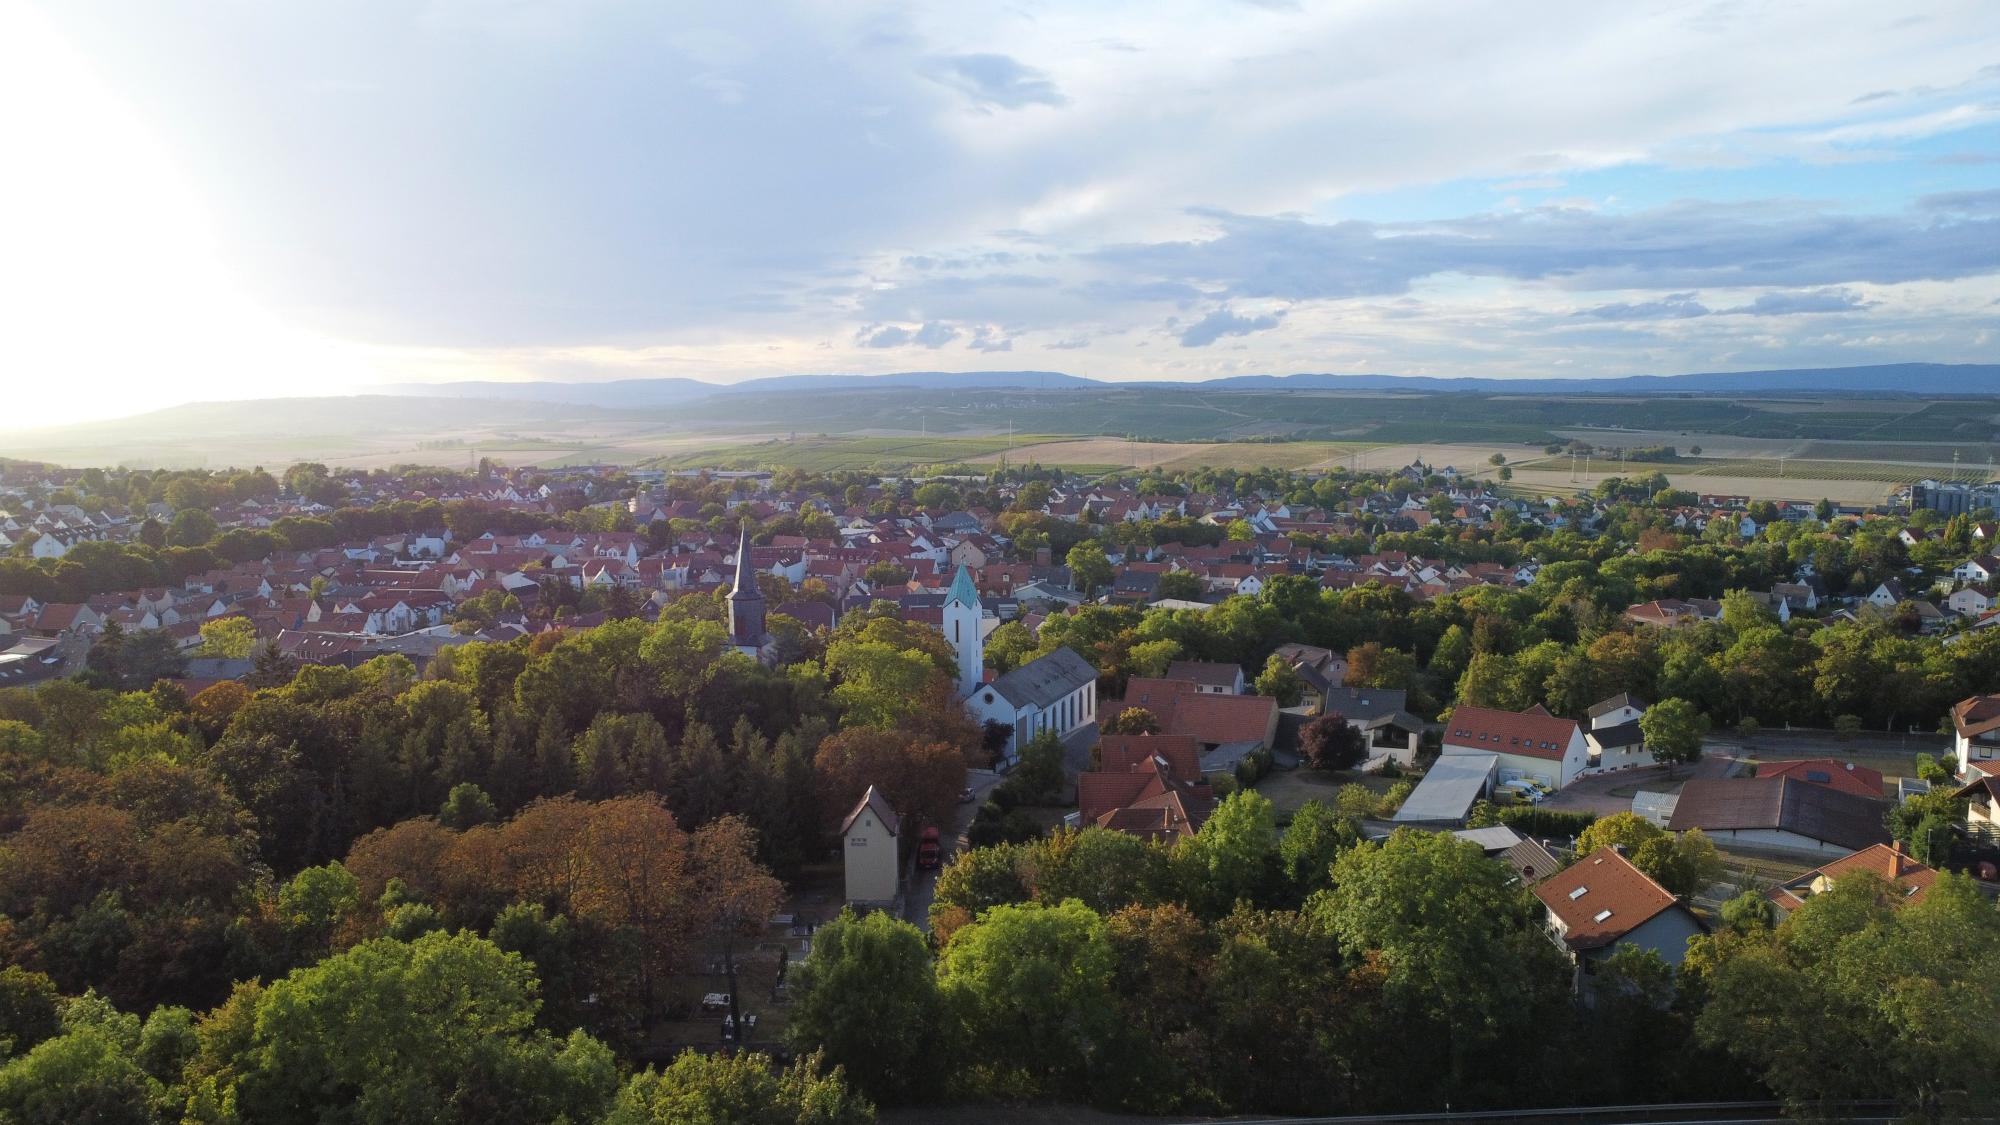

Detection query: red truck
xmin=916 ymin=825 xmax=942 ymax=870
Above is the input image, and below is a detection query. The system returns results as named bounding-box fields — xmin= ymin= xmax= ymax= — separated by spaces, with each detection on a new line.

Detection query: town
xmin=0 ymin=448 xmax=1995 ymax=1120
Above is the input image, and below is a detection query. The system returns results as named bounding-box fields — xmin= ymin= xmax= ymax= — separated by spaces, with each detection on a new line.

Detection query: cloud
xmin=1043 ymin=336 xmax=1091 ymax=349
xmin=1919 ymin=189 xmax=2000 ymax=215
xmin=1576 ymin=293 xmax=1709 ymax=320
xmin=1720 ymin=288 xmax=1873 ymax=315
xmin=928 ymin=53 xmax=1067 ymax=111
xmin=967 ymin=326 xmax=1014 ymax=352
xmin=858 ymin=320 xmax=959 ymax=348
xmin=1178 ymin=307 xmax=1283 ymax=347
xmin=1094 ymin=200 xmax=2000 ymax=301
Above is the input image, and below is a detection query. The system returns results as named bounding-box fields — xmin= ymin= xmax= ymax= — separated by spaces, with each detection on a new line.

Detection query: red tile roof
xmin=1534 ymin=847 xmax=1683 ymax=951
xmin=1756 ymin=758 xmax=1885 ymax=799
xmin=1769 ymin=843 xmax=1937 ymax=912
xmin=1120 ymin=678 xmax=1277 ymax=747
xmin=1442 ymin=704 xmax=1580 ymax=762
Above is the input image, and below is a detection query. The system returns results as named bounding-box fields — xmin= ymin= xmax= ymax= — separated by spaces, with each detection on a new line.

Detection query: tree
xmin=439 ymin=782 xmax=499 ymax=829
xmin=167 ymin=507 xmax=218 ymax=547
xmin=1252 ymin=653 xmax=1303 ymax=707
xmin=1177 ymin=790 xmax=1279 ymax=914
xmin=787 ymin=909 xmax=944 ymax=1105
xmin=1155 ymin=571 xmax=1204 ymax=601
xmin=1103 ymin=707 xmax=1159 ymax=736
xmin=1300 ymin=713 xmax=1366 ymax=771
xmin=1576 ymin=811 xmax=1664 ymax=857
xmin=0 ymin=967 xmax=59 ymax=1060
xmin=815 ymin=728 xmax=966 ymax=840
xmin=937 ymin=900 xmax=1125 ymax=1100
xmin=1278 ymin=799 xmax=1355 ymax=898
xmin=1065 ymin=540 xmax=1113 ymax=598
xmin=197 ymin=931 xmax=619 ymax=1124
xmin=196 ymin=615 xmax=258 ymax=659
xmin=1640 ymin=697 xmax=1708 ymax=776
xmin=1318 ymin=829 xmax=1567 ymax=1100
xmin=1004 ymin=729 xmax=1067 ymax=805
xmin=1631 ymin=829 xmax=1724 ymax=900
xmin=0 ymin=1026 xmax=159 ymax=1125
xmin=1696 ymin=872 xmax=2000 ymax=1119
xmin=605 ymin=1049 xmax=873 ymax=1125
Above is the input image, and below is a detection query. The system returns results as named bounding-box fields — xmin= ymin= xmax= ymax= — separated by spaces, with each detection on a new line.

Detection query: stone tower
xmin=728 ymin=522 xmax=767 ymax=653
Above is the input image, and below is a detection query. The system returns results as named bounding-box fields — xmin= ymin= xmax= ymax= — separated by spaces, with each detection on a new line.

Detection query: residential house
xmin=1866 ymin=578 xmax=1909 ymax=609
xmin=1768 ymin=844 xmax=1937 ymax=916
xmin=1319 ymin=685 xmax=1424 ymax=765
xmin=1450 ymin=824 xmax=1564 ymax=884
xmin=1272 ymin=643 xmax=1348 ymax=711
xmin=1119 ymin=677 xmax=1281 ymax=773
xmin=1440 ymin=704 xmax=1591 ymax=789
xmin=1949 ymin=585 xmax=1997 ymax=618
xmin=1950 ymin=694 xmax=2000 ymax=781
xmin=1163 ymin=660 xmax=1245 ymax=695
xmin=1534 ymin=847 xmax=1705 ymax=986
xmin=1755 ymin=758 xmax=1885 ymax=800
xmin=1076 ymin=735 xmax=1215 ymax=840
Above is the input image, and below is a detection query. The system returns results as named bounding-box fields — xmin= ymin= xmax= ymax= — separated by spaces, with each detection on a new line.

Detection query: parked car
xmin=917 ymin=825 xmax=942 ymax=869
xmin=959 ymin=785 xmax=976 ymax=804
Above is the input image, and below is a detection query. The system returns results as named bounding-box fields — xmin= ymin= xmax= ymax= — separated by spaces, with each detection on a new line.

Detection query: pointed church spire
xmin=731 ymin=521 xmax=756 ymax=597
xmin=945 ymin=564 xmax=979 ymax=609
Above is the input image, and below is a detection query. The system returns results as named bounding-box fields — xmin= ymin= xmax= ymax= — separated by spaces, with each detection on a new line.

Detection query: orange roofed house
xmin=1076 ymin=734 xmax=1215 ymax=840
xmin=1768 ymin=843 xmax=1937 ymax=917
xmin=1755 ymin=758 xmax=1885 ymax=800
xmin=1534 ymin=846 xmax=1705 ymax=988
xmin=1119 ymin=678 xmax=1280 ymax=773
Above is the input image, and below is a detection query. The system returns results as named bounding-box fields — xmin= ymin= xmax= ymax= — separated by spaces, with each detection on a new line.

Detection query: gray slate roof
xmin=1321 ymin=686 xmax=1407 ymax=723
xmin=988 ymin=646 xmax=1097 ymax=710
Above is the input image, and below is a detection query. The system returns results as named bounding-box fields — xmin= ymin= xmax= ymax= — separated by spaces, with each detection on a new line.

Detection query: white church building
xmin=943 ymin=566 xmax=1098 ymax=764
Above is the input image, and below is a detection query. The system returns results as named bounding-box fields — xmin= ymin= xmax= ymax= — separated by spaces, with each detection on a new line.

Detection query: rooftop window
xmin=1593 ymin=909 xmax=1614 ymax=923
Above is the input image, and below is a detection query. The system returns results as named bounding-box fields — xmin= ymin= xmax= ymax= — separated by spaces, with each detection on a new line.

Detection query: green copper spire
xmin=945 ymin=565 xmax=979 ymax=608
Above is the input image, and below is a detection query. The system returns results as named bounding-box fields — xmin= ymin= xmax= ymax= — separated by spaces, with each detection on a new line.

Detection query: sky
xmin=3 ymin=0 xmax=1999 ymax=425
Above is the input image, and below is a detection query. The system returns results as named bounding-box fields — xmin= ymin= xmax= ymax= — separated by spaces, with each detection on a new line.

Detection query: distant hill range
xmin=374 ymin=363 xmax=2000 ymax=407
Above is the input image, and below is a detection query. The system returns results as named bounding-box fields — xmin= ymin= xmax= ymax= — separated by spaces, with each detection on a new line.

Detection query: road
xmin=903 ymin=767 xmax=1001 ymax=931
xmin=1540 ymin=747 xmax=1739 ymax=819
xmin=904 ymin=722 xmax=1099 ymax=932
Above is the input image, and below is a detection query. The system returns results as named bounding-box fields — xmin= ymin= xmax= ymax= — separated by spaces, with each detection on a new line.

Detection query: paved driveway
xmin=1540 ymin=745 xmax=1740 ymax=819
xmin=903 ymin=767 xmax=1002 ymax=931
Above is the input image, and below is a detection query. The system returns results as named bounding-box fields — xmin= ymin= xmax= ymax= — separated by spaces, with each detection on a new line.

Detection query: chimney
xmin=1035 ymin=546 xmax=1052 ymax=567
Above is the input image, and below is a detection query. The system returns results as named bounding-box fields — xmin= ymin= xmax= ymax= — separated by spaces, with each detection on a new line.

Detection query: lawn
xmin=1253 ymin=766 xmax=1397 ymax=823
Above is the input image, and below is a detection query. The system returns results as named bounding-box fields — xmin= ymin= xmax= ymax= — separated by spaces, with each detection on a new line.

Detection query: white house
xmin=1951 ymin=695 xmax=2000 ymax=781
xmin=1441 ymin=704 xmax=1590 ymax=789
xmin=1949 ymin=586 xmax=1996 ymax=618
xmin=840 ymin=785 xmax=901 ymax=906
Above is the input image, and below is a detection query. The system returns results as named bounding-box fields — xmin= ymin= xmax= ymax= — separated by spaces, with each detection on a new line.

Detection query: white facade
xmin=1442 ymin=735 xmax=1590 ymax=789
xmin=842 ymin=793 xmax=900 ymax=905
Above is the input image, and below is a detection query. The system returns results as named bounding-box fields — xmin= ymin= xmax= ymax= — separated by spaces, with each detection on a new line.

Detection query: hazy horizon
xmin=4 ymin=1 xmax=1998 ymax=426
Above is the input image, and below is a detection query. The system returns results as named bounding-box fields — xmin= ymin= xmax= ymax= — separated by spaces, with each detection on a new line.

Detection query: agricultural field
xmin=969 ymin=438 xmax=1383 ymax=472
xmin=651 ymin=434 xmax=1069 ymax=473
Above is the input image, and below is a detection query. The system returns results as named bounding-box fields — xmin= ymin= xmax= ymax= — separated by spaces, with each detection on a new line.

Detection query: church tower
xmin=728 ymin=522 xmax=767 ymax=654
xmin=943 ymin=564 xmax=984 ymax=697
